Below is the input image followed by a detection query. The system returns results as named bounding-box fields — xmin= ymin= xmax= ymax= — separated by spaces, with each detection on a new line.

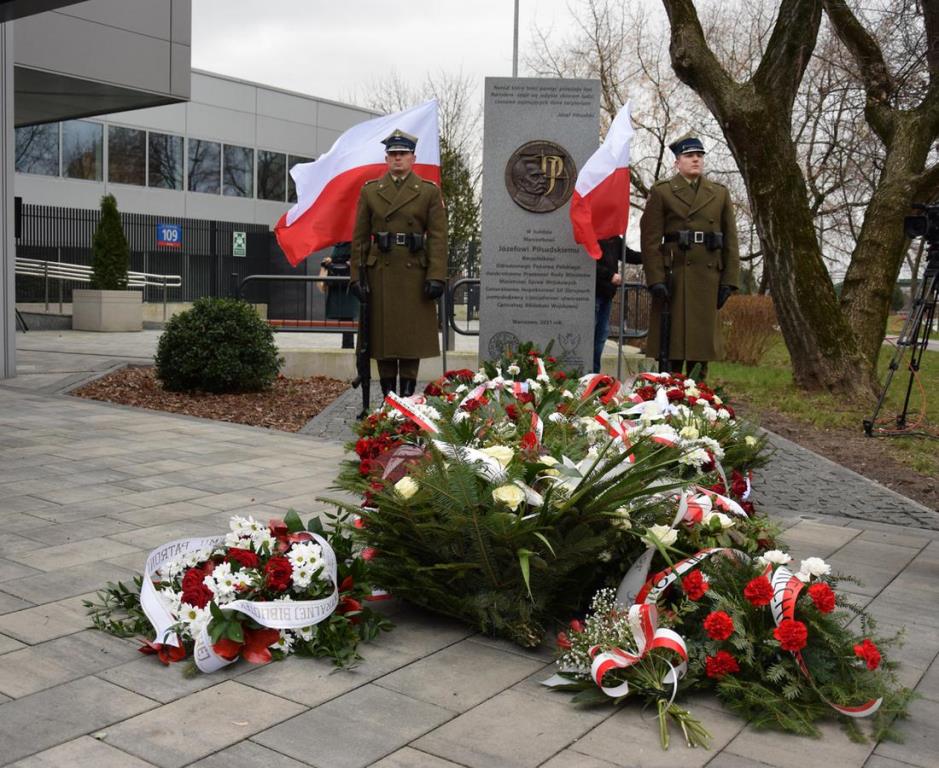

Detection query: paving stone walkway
xmin=0 ymin=333 xmax=937 ymax=767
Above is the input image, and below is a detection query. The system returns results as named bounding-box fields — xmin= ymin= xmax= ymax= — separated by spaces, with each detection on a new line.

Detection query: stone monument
xmin=479 ymin=77 xmax=600 ymax=370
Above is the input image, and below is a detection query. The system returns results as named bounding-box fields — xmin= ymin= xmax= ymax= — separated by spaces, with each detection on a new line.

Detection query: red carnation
xmin=520 ymin=432 xmax=539 ymax=451
xmin=423 ymin=382 xmax=443 ymax=397
xmin=807 ymin=582 xmax=836 ymax=613
xmin=636 ymin=385 xmax=656 ymax=401
xmin=355 ymin=438 xmax=371 ymax=457
xmin=553 ymin=371 xmax=567 ymax=381
xmin=774 ymin=619 xmax=808 ymax=652
xmin=703 ymin=611 xmax=735 ymax=641
xmin=505 ymin=404 xmax=520 ymax=421
xmin=743 ymin=575 xmax=774 ymax=607
xmin=227 ymin=548 xmax=259 ymax=569
xmin=264 ymin=556 xmax=292 ymax=592
xmin=546 ymin=356 xmax=556 ymax=363
xmin=854 ymin=638 xmax=881 ymax=670
xmin=682 ymin=570 xmax=709 ymax=601
xmin=730 ymin=470 xmax=748 ymax=498
xmin=666 ymin=387 xmax=685 ymax=401
xmin=705 ymin=650 xmax=740 ymax=679
xmin=517 ymin=391 xmax=534 ymax=404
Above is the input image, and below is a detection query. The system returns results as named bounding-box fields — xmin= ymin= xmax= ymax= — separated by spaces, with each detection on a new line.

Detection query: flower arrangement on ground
xmin=86 ymin=509 xmax=392 ymax=672
xmin=328 ymin=343 xmax=772 ymax=647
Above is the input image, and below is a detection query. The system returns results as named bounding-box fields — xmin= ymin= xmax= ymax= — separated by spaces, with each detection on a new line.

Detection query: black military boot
xmin=399 ymin=378 xmax=417 ymax=397
xmin=379 ymin=377 xmax=397 ymax=396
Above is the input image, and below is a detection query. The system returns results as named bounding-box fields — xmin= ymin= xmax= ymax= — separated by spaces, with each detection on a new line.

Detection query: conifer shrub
xmin=155 ymin=298 xmax=282 ymax=393
xmin=90 ymin=194 xmax=130 ymax=290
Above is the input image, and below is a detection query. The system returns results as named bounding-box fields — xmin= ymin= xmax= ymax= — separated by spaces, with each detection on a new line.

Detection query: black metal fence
xmin=14 ymin=203 xmax=271 ymax=304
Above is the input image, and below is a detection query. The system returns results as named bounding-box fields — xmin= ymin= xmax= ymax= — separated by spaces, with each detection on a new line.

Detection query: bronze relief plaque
xmin=504 ymin=140 xmax=577 ymax=213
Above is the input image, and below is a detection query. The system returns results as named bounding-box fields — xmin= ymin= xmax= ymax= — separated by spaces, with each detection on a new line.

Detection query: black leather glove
xmin=649 ymin=282 xmax=669 ymax=300
xmin=424 ymin=280 xmax=445 ymax=300
xmin=717 ymin=285 xmax=733 ymax=309
xmin=349 ymin=281 xmax=369 ymax=303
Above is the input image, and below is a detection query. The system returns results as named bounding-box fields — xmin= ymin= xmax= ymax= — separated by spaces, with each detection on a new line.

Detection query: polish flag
xmin=569 ymin=101 xmax=634 ymax=260
xmin=274 ymin=99 xmax=441 ymax=267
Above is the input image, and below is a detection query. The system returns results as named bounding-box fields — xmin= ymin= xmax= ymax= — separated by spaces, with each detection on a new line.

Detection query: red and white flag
xmin=569 ymin=101 xmax=634 ymax=260
xmin=274 ymin=100 xmax=441 ymax=267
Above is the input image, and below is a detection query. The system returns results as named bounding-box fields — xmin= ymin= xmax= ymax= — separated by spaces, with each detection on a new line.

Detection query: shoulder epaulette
xmin=421 ymin=178 xmax=439 ymax=188
xmin=364 ymin=179 xmax=379 ymax=186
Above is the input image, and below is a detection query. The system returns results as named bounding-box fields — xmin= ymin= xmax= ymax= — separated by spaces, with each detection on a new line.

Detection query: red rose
xmin=520 ymin=432 xmax=539 ymax=451
xmin=445 ymin=368 xmax=475 ymax=381
xmin=741 ymin=501 xmax=756 ymax=517
xmin=807 ymin=582 xmax=836 ymax=613
xmin=505 ymin=404 xmax=520 ymax=421
xmin=682 ymin=570 xmax=709 ymax=601
xmin=774 ymin=619 xmax=808 ymax=652
xmin=361 ymin=546 xmax=378 ymax=561
xmin=743 ymin=576 xmax=774 ymax=607
xmin=705 ymin=650 xmax=739 ymax=679
xmin=569 ymin=619 xmax=585 ymax=634
xmin=227 ymin=548 xmax=259 ymax=569
xmin=358 ymin=458 xmax=374 ymax=476
xmin=264 ymin=556 xmax=292 ymax=591
xmin=424 ymin=382 xmax=443 ymax=397
xmin=181 ymin=583 xmax=213 ymax=609
xmin=516 ymin=391 xmax=534 ymax=404
xmin=462 ymin=398 xmax=482 ymax=412
xmin=546 ymin=356 xmax=556 ymax=363
xmin=355 ymin=438 xmax=371 ymax=458
xmin=853 ymin=638 xmax=881 ymax=670
xmin=181 ymin=567 xmax=205 ymax=593
xmin=730 ymin=470 xmax=748 ymax=499
xmin=703 ymin=611 xmax=735 ymax=641
xmin=636 ymin=386 xmax=656 ymax=401
xmin=556 ymin=631 xmax=571 ymax=650
xmin=666 ymin=388 xmax=685 ymax=401
xmin=553 ymin=371 xmax=566 ymax=381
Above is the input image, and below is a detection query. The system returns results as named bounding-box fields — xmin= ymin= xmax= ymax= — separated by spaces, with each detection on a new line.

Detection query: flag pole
xmin=513 ymin=0 xmax=519 ymax=77
xmin=617 ymin=235 xmax=627 ymax=380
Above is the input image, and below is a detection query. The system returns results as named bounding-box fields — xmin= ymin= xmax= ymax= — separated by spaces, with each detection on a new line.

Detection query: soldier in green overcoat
xmin=639 ymin=135 xmax=740 ymax=378
xmin=350 ymin=129 xmax=448 ymax=397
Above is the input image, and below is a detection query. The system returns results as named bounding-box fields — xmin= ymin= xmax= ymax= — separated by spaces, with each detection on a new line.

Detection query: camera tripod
xmin=863 ymin=247 xmax=938 ymax=437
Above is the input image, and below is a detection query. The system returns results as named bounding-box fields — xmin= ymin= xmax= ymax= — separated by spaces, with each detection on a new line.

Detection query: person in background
xmin=593 ymin=235 xmax=641 ymax=373
xmin=639 ymin=134 xmax=739 ymax=379
xmin=318 ymin=242 xmax=357 ymax=349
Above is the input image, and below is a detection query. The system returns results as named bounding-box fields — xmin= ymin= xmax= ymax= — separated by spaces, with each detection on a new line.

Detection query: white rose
xmin=480 ymin=445 xmax=514 ymax=468
xmin=540 ymin=455 xmax=558 ymax=466
xmin=799 ymin=557 xmax=831 ymax=579
xmin=645 ymin=524 xmax=678 ymax=547
xmin=745 ymin=435 xmax=758 ymax=447
xmin=717 ymin=408 xmax=731 ymax=421
xmin=507 ymin=364 xmax=521 ymax=376
xmin=704 ymin=511 xmax=734 ymax=529
xmin=679 ymin=425 xmax=700 ymax=440
xmin=759 ymin=550 xmax=792 ymax=566
xmin=394 ymin=476 xmax=419 ymax=499
xmin=492 ymin=483 xmax=526 ymax=512
xmin=713 ymin=395 xmax=723 ymax=406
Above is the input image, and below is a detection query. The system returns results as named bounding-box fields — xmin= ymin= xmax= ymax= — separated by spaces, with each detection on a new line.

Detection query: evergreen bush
xmin=155 ymin=298 xmax=282 ymax=393
xmin=90 ymin=194 xmax=130 ymax=290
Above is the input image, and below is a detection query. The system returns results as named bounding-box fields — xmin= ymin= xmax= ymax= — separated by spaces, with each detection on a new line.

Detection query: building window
xmin=15 ymin=123 xmax=59 ymax=176
xmin=188 ymin=138 xmax=221 ymax=194
xmin=258 ymin=150 xmax=286 ymax=201
xmin=223 ymin=144 xmax=254 ymax=198
xmin=108 ymin=125 xmax=146 ymax=186
xmin=148 ymin=132 xmax=184 ymax=190
xmin=287 ymin=155 xmax=314 ymax=203
xmin=62 ymin=120 xmax=103 ymax=181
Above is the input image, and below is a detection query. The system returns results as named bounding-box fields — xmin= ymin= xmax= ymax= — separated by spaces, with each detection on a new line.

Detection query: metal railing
xmin=15 ymin=256 xmax=182 ymax=318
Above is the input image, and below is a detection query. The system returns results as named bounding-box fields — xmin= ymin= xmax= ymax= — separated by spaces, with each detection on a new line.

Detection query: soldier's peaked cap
xmin=382 ymin=129 xmax=418 ymax=153
xmin=669 ymin=134 xmax=706 ymax=156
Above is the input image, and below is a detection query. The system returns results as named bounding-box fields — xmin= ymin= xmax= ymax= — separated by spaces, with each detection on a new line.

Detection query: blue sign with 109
xmin=157 ymin=223 xmax=182 ymax=248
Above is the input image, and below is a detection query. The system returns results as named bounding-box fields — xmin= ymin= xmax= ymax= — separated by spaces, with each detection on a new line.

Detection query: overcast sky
xmin=191 ymin=0 xmax=572 ymax=106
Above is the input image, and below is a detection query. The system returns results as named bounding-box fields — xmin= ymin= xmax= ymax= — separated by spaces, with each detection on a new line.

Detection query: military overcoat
xmin=639 ymin=174 xmax=740 ymax=361
xmin=350 ymin=171 xmax=448 ymax=360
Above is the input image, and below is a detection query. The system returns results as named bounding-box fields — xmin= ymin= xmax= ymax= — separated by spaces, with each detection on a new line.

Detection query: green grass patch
xmin=710 ymin=334 xmax=939 ymax=480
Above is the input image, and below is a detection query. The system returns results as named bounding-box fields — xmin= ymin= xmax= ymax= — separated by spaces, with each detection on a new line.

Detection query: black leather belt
xmin=663 ymin=230 xmax=724 ymax=250
xmin=664 ymin=231 xmax=706 ymax=244
xmin=372 ymin=232 xmax=425 ymax=252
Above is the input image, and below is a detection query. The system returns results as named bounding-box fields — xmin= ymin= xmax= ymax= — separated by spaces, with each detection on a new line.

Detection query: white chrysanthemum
xmin=453 ymin=410 xmax=471 ymax=423
xmin=204 ymin=562 xmax=239 ymax=601
xmin=296 ymin=625 xmax=317 ymax=642
xmin=159 ymin=587 xmax=181 ymax=613
xmin=473 ymin=370 xmax=488 ymax=383
xmin=645 ymin=524 xmax=678 ymax=547
xmin=745 ymin=435 xmax=758 ymax=447
xmin=454 ymin=384 xmax=468 ymax=394
xmin=799 ymin=557 xmax=831 ymax=579
xmin=547 ymin=412 xmax=567 ymax=424
xmin=717 ymin=408 xmax=731 ymax=421
xmin=178 ymin=601 xmax=209 ymax=633
xmin=678 ymin=447 xmax=711 ymax=468
xmin=685 ymin=386 xmax=700 ymax=398
xmin=271 ymin=630 xmax=295 ymax=652
xmin=679 ymin=425 xmax=700 ymax=440
xmin=507 ymin=364 xmax=521 ymax=376
xmin=701 ymin=405 xmax=719 ymax=421
xmin=757 ymin=549 xmax=792 ymax=566
xmin=526 ymin=379 xmax=542 ymax=392
xmin=697 ymin=436 xmax=724 ymax=460
xmin=292 ymin=565 xmax=315 ymax=590
xmin=288 ymin=541 xmax=324 ymax=572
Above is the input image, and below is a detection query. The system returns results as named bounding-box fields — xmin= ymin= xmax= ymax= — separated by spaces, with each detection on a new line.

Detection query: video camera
xmin=904 ymin=203 xmax=939 ymax=244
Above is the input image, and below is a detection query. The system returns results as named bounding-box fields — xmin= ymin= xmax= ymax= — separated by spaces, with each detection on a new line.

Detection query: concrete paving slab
xmin=18 ymin=516 xmax=140 ymax=547
xmin=98 ymin=656 xmax=251 ymax=705
xmin=370 ymin=747 xmax=466 ymax=768
xmin=0 ymin=592 xmax=98 ymax=644
xmin=0 ymin=560 xmax=138 ymax=603
xmin=871 ymin=695 xmax=939 ymax=768
xmin=8 ymin=736 xmax=157 ymax=767
xmin=0 ymin=676 xmax=156 ymax=764
xmin=827 ymin=539 xmax=921 ymax=596
xmin=0 ymin=591 xmax=34 ymax=615
xmin=779 ymin=519 xmax=860 ymax=560
xmin=0 ymin=633 xmax=25 ymax=654
xmin=188 ymin=741 xmax=312 ymax=768
xmin=254 ymin=684 xmax=452 ymax=768
xmin=6 ymin=536 xmax=141 ymax=572
xmin=721 ymin=718 xmax=875 ymax=768
xmin=101 ymin=681 xmax=306 ymax=768
xmin=375 ymin=637 xmax=547 ymax=713
xmin=0 ymin=558 xmax=42 ymax=582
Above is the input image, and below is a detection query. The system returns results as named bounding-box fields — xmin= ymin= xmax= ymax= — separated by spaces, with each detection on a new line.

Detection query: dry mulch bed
xmin=72 ymin=366 xmax=349 ymax=433
xmin=72 ymin=366 xmax=937 ymax=512
xmin=739 ymin=403 xmax=938 ymax=512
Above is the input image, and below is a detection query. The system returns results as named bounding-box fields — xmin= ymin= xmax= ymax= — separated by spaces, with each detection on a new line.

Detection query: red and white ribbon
xmin=589 ymin=604 xmax=688 ymax=700
xmin=580 ymin=373 xmax=622 ymax=405
xmin=384 ymin=392 xmax=440 ymax=433
xmin=770 ymin=566 xmax=882 ymax=718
